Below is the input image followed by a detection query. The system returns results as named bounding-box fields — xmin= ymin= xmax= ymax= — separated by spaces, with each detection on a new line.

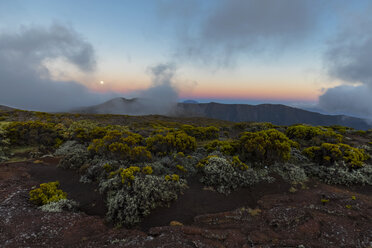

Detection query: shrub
xmin=238 ymin=129 xmax=296 ymax=164
xmin=353 ymin=130 xmax=367 ymax=136
xmin=304 ymin=163 xmax=372 ymax=185
xmin=81 ymin=158 xmax=119 ymax=183
xmin=286 ymin=125 xmax=342 ymax=146
xmin=270 ymin=163 xmax=308 ymax=184
xmin=105 ymin=175 xmax=187 ymax=226
xmin=65 ymin=120 xmax=129 ymax=143
xmin=0 ymin=122 xmax=10 ymax=162
xmin=29 ymin=181 xmax=67 ymax=206
xmin=176 ymin=164 xmax=187 ymax=172
xmin=246 ymin=122 xmax=277 ymax=132
xmin=196 ymin=155 xmax=218 ymax=168
xmin=231 ymin=156 xmax=249 ymax=170
xmin=57 ymin=142 xmax=90 ymax=170
xmin=39 ymin=199 xmax=79 ymax=213
xmin=164 ymin=174 xmax=180 ymax=181
xmin=146 ymin=131 xmax=196 ymax=156
xmin=327 ymin=125 xmax=354 ymax=134
xmin=5 ymin=121 xmax=64 ymax=147
xmin=303 ymin=143 xmax=369 ymax=168
xmin=130 ymin=146 xmax=152 ymax=162
xmin=119 ymin=166 xmax=141 ymax=185
xmin=142 ymin=166 xmax=153 ymax=175
xmin=204 ymin=139 xmax=237 ymax=155
xmin=88 ymin=130 xmax=150 ymax=162
xmin=181 ymin=125 xmax=220 ymax=140
xmin=198 ymin=156 xmax=269 ymax=194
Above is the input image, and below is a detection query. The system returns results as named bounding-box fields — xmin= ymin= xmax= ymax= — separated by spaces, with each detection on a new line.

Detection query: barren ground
xmin=1 ymin=158 xmax=371 ymax=247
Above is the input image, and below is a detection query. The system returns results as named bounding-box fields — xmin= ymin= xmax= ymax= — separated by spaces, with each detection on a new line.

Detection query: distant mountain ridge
xmin=73 ymin=98 xmax=371 ymax=130
xmin=176 ymin=102 xmax=371 ymax=130
xmin=0 ymin=105 xmax=15 ymax=111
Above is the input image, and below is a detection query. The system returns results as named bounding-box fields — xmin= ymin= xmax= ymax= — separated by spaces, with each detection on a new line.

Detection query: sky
xmin=0 ymin=0 xmax=372 ymax=119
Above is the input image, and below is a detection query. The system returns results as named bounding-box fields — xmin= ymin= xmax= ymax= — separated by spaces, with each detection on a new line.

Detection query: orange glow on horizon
xmin=87 ymin=81 xmax=319 ymax=102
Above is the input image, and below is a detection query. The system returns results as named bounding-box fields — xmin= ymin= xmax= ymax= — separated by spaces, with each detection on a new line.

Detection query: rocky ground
xmin=1 ymin=158 xmax=371 ymax=248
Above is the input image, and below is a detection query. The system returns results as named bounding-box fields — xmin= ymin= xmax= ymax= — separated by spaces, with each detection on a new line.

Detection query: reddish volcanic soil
xmin=1 ymin=158 xmax=371 ymax=247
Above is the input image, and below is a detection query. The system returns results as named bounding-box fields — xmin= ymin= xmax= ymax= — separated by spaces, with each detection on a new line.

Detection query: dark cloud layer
xmin=0 ymin=24 xmax=116 ymax=112
xmin=319 ymin=4 xmax=372 ymax=119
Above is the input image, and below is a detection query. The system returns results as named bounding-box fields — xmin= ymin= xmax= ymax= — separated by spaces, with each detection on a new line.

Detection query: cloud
xmin=319 ymin=85 xmax=372 ymax=118
xmin=159 ymin=0 xmax=325 ymax=65
xmin=0 ymin=24 xmax=116 ymax=112
xmin=319 ymin=4 xmax=372 ymax=119
xmin=127 ymin=63 xmax=180 ymax=115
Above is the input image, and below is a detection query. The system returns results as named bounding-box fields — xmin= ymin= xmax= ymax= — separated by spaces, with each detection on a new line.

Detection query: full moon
xmin=100 ymin=81 xmax=104 ymax=85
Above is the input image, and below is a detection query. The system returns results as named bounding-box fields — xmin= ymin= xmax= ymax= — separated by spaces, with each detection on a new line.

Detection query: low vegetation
xmin=0 ymin=122 xmax=10 ymax=162
xmin=1 ymin=109 xmax=371 ymax=227
xmin=238 ymin=129 xmax=297 ymax=164
xmin=286 ymin=124 xmax=343 ymax=146
xmin=146 ymin=131 xmax=196 ymax=156
xmin=29 ymin=181 xmax=67 ymax=206
xmin=303 ymin=143 xmax=369 ymax=168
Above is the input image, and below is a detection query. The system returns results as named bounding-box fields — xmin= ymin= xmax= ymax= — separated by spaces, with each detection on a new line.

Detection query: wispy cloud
xmin=158 ymin=0 xmax=326 ymax=66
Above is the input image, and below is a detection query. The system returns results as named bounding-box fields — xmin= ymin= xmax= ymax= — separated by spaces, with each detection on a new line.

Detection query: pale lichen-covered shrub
xmin=270 ymin=163 xmax=308 ymax=184
xmin=238 ymin=129 xmax=296 ymax=164
xmin=105 ymin=175 xmax=187 ymax=226
xmin=303 ymin=162 xmax=372 ymax=185
xmin=289 ymin=148 xmax=310 ymax=164
xmin=58 ymin=142 xmax=90 ymax=170
xmin=81 ymin=158 xmax=120 ymax=183
xmin=198 ymin=156 xmax=272 ymax=194
xmin=55 ymin=140 xmax=80 ymax=156
xmin=39 ymin=199 xmax=79 ymax=213
xmin=145 ymin=160 xmax=172 ymax=175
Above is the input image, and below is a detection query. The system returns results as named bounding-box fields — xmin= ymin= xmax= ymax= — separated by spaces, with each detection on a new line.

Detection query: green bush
xmin=303 ymin=143 xmax=369 ymax=168
xmin=0 ymin=122 xmax=10 ymax=161
xmin=181 ymin=125 xmax=219 ymax=140
xmin=29 ymin=181 xmax=67 ymax=206
xmin=328 ymin=125 xmax=354 ymax=135
xmin=286 ymin=124 xmax=342 ymax=146
xmin=88 ymin=130 xmax=150 ymax=162
xmin=239 ymin=129 xmax=296 ymax=164
xmin=66 ymin=120 xmax=129 ymax=143
xmin=231 ymin=156 xmax=249 ymax=170
xmin=146 ymin=131 xmax=196 ymax=156
xmin=5 ymin=121 xmax=64 ymax=147
xmin=353 ymin=130 xmax=367 ymax=136
xmin=204 ymin=139 xmax=237 ymax=155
